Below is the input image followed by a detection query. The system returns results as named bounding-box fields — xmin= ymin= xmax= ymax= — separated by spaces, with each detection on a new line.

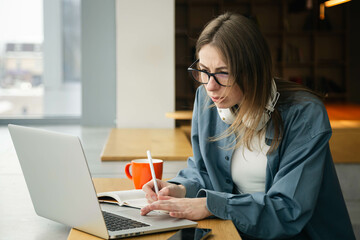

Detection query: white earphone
xmin=217 ymin=79 xmax=280 ymax=131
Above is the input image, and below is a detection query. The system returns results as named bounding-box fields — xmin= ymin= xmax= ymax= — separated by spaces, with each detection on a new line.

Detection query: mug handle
xmin=125 ymin=163 xmax=132 ymax=180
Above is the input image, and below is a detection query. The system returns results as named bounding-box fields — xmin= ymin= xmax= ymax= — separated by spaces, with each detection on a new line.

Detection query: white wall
xmin=116 ymin=0 xmax=175 ymax=128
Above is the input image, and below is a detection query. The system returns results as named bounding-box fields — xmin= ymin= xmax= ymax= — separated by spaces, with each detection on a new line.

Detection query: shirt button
xmin=226 ymin=179 xmax=231 ymax=184
xmin=225 ymin=156 xmax=229 ymax=161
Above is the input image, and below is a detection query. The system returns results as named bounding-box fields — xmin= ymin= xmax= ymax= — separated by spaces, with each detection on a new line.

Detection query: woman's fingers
xmin=158 ymin=195 xmax=172 ymax=200
xmin=142 ymin=179 xmax=171 ymax=202
xmin=143 ymin=181 xmax=186 ymax=204
xmin=169 ymin=211 xmax=186 ymax=218
xmin=142 ymin=182 xmax=158 ymax=202
xmin=141 ymin=197 xmax=178 ymax=215
xmin=140 ymin=197 xmax=212 ymax=221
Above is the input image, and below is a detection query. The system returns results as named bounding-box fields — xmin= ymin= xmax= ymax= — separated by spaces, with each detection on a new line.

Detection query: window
xmin=0 ymin=0 xmax=81 ymax=120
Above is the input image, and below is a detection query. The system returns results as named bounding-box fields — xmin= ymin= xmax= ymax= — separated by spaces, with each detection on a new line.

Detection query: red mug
xmin=125 ymin=159 xmax=163 ymax=189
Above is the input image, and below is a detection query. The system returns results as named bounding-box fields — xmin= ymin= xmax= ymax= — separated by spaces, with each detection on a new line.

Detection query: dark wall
xmin=349 ymin=1 xmax=360 ymax=103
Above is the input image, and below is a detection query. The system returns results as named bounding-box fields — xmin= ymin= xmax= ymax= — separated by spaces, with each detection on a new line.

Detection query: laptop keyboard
xmin=102 ymin=211 xmax=150 ymax=232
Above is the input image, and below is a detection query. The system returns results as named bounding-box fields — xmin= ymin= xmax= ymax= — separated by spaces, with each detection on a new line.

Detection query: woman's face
xmin=198 ymin=44 xmax=243 ymax=109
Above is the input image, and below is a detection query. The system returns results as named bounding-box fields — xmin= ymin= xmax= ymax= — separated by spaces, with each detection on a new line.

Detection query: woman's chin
xmin=214 ymin=102 xmax=228 ymax=109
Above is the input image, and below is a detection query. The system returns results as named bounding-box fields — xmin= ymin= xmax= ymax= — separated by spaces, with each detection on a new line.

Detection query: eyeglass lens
xmin=190 ymin=70 xmax=229 ymax=86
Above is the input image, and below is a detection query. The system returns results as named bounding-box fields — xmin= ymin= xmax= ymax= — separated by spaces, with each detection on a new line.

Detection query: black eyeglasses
xmin=187 ymin=59 xmax=231 ymax=87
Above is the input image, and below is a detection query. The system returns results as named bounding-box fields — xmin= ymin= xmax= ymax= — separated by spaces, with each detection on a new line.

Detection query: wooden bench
xmin=102 ymin=105 xmax=360 ymax=163
xmin=330 ymin=120 xmax=360 ymax=163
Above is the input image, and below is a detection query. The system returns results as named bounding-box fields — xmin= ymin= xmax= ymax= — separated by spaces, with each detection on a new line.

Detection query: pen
xmin=146 ymin=150 xmax=159 ymax=195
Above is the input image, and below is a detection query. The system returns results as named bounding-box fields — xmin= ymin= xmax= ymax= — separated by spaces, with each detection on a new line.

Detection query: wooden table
xmin=67 ymin=178 xmax=241 ymax=240
xmin=101 ymin=129 xmax=193 ymax=161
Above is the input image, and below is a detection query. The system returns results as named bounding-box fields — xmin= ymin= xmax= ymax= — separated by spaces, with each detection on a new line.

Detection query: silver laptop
xmin=8 ymin=124 xmax=197 ymax=239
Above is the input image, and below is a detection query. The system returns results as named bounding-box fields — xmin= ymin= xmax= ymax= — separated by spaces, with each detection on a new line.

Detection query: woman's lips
xmin=211 ymin=97 xmax=223 ymax=102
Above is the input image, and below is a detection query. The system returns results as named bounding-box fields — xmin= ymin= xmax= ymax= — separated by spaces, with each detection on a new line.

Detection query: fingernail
xmin=152 ymin=195 xmax=157 ymax=201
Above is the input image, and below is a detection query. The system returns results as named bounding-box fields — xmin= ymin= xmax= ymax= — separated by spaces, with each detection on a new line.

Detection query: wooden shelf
xmin=175 ymin=0 xmax=349 ymax=110
xmin=315 ymin=31 xmax=346 ymax=36
xmin=316 ymin=61 xmax=347 ymax=67
xmin=278 ymin=62 xmax=315 ymax=68
xmin=283 ymin=31 xmax=313 ymax=37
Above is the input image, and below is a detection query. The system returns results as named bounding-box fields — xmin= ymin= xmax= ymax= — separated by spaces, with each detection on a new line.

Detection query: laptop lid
xmin=8 ymin=124 xmax=109 ymax=239
xmin=8 ymin=124 xmax=197 ymax=239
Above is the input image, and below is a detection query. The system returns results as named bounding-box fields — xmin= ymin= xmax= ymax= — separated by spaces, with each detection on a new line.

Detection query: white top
xmin=231 ymin=133 xmax=269 ymax=194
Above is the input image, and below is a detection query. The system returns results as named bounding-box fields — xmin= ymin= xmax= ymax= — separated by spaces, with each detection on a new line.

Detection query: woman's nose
xmin=206 ymin=76 xmax=220 ymax=91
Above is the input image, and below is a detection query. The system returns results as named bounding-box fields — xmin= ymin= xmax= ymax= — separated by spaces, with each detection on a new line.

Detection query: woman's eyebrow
xmin=199 ymin=63 xmax=228 ymax=72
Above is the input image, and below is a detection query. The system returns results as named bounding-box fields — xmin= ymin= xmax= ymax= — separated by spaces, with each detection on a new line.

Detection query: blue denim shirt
xmin=171 ymin=86 xmax=355 ymax=239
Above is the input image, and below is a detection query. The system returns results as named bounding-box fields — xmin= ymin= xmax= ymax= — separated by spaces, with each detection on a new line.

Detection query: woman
xmin=141 ymin=13 xmax=355 ymax=239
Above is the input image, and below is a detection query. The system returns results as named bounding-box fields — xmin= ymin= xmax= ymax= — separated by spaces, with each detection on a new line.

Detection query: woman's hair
xmin=196 ymin=12 xmax=317 ymax=153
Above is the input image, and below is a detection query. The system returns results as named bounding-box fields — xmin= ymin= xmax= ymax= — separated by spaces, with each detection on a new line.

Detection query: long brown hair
xmin=196 ymin=12 xmax=318 ymax=153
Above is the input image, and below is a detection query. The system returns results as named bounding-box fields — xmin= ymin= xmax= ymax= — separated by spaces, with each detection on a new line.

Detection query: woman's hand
xmin=142 ymin=179 xmax=186 ymax=203
xmin=140 ymin=196 xmax=212 ymax=220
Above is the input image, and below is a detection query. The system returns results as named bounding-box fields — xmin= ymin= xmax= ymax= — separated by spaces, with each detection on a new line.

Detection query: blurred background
xmin=0 ymin=0 xmax=359 ymax=239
